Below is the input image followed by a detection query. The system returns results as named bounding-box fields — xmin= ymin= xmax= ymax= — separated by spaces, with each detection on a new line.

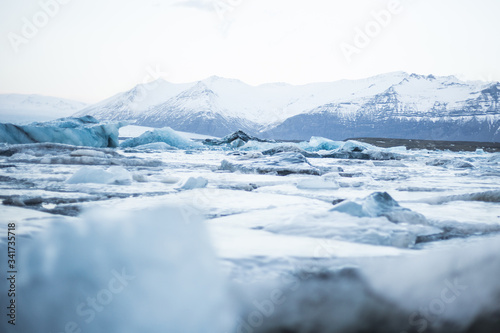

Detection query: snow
xmin=0 ymin=116 xmax=122 ymax=148
xmin=120 ymin=127 xmax=202 ymax=149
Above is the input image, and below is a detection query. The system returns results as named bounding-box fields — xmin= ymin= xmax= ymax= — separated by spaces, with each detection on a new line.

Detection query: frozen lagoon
xmin=1 ymin=124 xmax=500 ymax=333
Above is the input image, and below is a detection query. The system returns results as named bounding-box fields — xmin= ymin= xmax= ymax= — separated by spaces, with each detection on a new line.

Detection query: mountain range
xmin=74 ymin=72 xmax=500 ymax=142
xmin=2 ymin=72 xmax=498 ymax=142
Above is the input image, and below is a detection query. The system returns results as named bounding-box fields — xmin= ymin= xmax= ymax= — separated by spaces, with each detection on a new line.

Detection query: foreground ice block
xmin=0 ymin=116 xmax=122 ymax=148
xmin=4 ymin=205 xmax=233 ymax=333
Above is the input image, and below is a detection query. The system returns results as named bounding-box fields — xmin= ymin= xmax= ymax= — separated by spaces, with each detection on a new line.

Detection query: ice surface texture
xmin=0 ymin=116 xmax=122 ymax=148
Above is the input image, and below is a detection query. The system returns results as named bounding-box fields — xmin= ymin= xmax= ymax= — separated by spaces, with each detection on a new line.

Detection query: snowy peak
xmin=175 ymin=81 xmax=218 ymax=102
xmin=75 ymin=79 xmax=194 ymax=121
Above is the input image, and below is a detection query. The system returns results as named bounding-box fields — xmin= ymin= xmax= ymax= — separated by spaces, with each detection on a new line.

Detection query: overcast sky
xmin=0 ymin=0 xmax=499 ymax=103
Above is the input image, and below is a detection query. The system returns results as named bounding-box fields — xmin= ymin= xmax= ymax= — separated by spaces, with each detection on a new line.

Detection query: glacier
xmin=0 ymin=116 xmax=122 ymax=148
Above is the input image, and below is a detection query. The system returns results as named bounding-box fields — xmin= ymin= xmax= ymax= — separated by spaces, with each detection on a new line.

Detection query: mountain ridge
xmin=73 ymin=72 xmax=500 ymax=142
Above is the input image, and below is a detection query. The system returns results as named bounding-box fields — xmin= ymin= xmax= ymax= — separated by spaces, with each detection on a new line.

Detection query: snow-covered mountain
xmin=74 ymin=72 xmax=500 ymax=142
xmin=0 ymin=94 xmax=87 ymax=124
xmin=267 ymin=74 xmax=500 ymax=141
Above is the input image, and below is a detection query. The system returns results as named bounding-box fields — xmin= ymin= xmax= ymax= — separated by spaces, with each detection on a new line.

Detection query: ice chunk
xmin=66 ymin=166 xmax=132 ymax=185
xmin=0 ymin=116 xmax=122 ymax=148
xmin=179 ymin=176 xmax=208 ymax=190
xmin=331 ymin=192 xmax=428 ymax=225
xmin=6 ymin=205 xmax=233 ymax=333
xmin=220 ymin=152 xmax=322 ymax=176
xmin=120 ymin=127 xmax=202 ymax=149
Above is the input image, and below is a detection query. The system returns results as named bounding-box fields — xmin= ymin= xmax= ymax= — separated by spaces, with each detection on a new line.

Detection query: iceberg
xmin=121 ymin=127 xmax=202 ymax=149
xmin=0 ymin=116 xmax=122 ymax=148
xmin=331 ymin=192 xmax=428 ymax=225
xmin=300 ymin=136 xmax=343 ymax=151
